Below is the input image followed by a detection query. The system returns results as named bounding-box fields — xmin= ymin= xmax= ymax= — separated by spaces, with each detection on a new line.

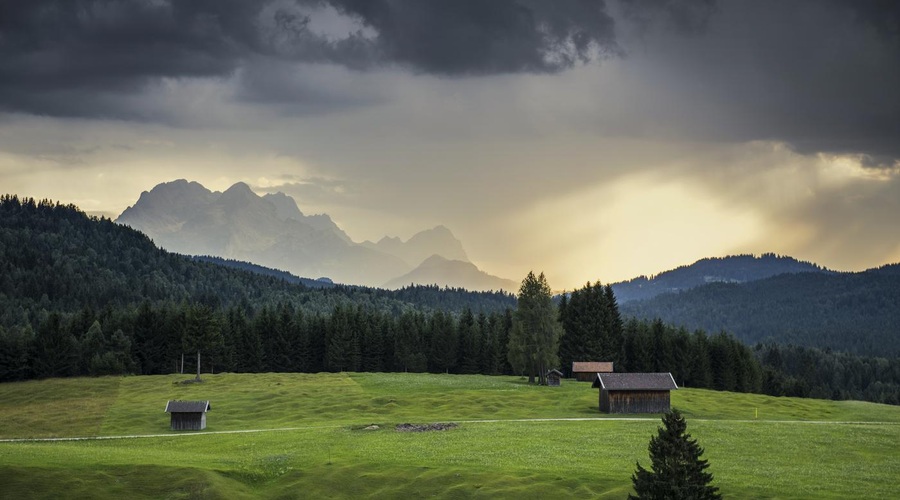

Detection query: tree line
xmin=2 ymin=276 xmax=897 ymax=405
xmin=0 ymin=295 xmax=756 ymax=392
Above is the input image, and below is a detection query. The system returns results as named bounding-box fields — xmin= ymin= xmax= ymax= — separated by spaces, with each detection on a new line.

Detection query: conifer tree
xmin=182 ymin=304 xmax=223 ymax=380
xmin=428 ymin=310 xmax=457 ymax=373
xmin=32 ymin=312 xmax=78 ymax=378
xmin=508 ymin=271 xmax=562 ymax=384
xmin=559 ymin=281 xmax=623 ymax=375
xmin=630 ymin=409 xmax=721 ymax=500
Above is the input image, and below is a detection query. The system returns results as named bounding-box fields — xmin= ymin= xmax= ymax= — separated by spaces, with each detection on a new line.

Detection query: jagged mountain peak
xmin=224 ymin=181 xmax=252 ymax=192
xmin=117 ymin=179 xmax=215 ymax=228
xmin=263 ymin=192 xmax=306 ymax=221
xmin=130 ymin=179 xmax=212 ymax=206
xmin=218 ymin=182 xmax=259 ymax=202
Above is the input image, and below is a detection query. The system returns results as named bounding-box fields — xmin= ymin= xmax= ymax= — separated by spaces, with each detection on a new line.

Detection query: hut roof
xmin=547 ymin=369 xmax=564 ymax=376
xmin=592 ymin=373 xmax=678 ymax=391
xmin=165 ymin=400 xmax=211 ymax=413
xmin=572 ymin=361 xmax=613 ymax=373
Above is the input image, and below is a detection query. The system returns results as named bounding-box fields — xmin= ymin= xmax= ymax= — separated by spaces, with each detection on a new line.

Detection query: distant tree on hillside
xmin=32 ymin=313 xmax=78 ymax=379
xmin=182 ymin=304 xmax=223 ymax=380
xmin=630 ymin=409 xmax=721 ymax=500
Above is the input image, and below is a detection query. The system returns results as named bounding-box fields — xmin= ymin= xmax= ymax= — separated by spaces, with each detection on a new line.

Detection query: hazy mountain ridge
xmin=116 ymin=180 xmax=512 ymax=290
xmin=361 ymin=225 xmax=469 ymax=268
xmin=383 ymin=254 xmax=519 ymax=292
xmin=610 ymin=253 xmax=828 ymax=303
xmin=117 ymin=180 xmax=404 ymax=285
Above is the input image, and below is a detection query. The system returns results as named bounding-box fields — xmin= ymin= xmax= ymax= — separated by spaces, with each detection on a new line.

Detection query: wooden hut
xmin=165 ymin=400 xmax=211 ymax=430
xmin=591 ymin=373 xmax=677 ymax=414
xmin=571 ymin=361 xmax=613 ymax=381
xmin=546 ymin=369 xmax=563 ymax=386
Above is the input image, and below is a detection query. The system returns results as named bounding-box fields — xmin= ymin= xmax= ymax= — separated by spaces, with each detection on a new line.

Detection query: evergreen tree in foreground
xmin=630 ymin=409 xmax=721 ymax=500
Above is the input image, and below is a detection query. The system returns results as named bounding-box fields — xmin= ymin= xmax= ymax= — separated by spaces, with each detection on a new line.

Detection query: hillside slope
xmin=611 ymin=254 xmax=827 ymax=303
xmin=1 ymin=373 xmax=899 ymax=499
xmin=620 ymin=267 xmax=900 ymax=355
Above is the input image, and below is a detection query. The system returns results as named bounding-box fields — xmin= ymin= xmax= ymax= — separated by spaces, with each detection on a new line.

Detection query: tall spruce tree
xmin=559 ymin=281 xmax=624 ymax=376
xmin=508 ymin=271 xmax=562 ymax=384
xmin=428 ymin=310 xmax=457 ymax=373
xmin=182 ymin=304 xmax=223 ymax=380
xmin=630 ymin=409 xmax=721 ymax=500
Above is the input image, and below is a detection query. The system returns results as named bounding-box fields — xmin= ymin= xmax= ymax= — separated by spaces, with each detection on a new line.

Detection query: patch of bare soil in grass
xmin=395 ymin=423 xmax=458 ymax=432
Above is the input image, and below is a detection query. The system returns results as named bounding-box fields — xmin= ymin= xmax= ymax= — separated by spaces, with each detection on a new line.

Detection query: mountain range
xmin=609 ymin=254 xmax=827 ymax=303
xmin=116 ymin=180 xmax=516 ymax=291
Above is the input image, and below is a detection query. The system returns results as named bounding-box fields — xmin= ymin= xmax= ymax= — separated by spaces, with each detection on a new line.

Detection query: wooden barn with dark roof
xmin=571 ymin=361 xmax=613 ymax=381
xmin=592 ymin=373 xmax=677 ymax=414
xmin=165 ymin=400 xmax=211 ymax=431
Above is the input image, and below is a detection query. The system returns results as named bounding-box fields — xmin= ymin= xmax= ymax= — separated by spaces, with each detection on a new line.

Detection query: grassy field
xmin=1 ymin=372 xmax=898 ymax=498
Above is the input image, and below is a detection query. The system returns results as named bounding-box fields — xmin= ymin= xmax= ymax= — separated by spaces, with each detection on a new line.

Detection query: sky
xmin=2 ymin=0 xmax=899 ymax=289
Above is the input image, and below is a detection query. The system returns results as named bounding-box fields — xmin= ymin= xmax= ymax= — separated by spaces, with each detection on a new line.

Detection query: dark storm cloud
xmin=617 ymin=0 xmax=718 ymax=35
xmin=765 ymin=0 xmax=900 ymax=165
xmin=0 ymin=0 xmax=272 ymax=118
xmin=840 ymin=0 xmax=900 ymax=44
xmin=613 ymin=0 xmax=900 ymax=166
xmin=0 ymin=0 xmax=619 ymax=118
xmin=328 ymin=0 xmax=619 ymax=74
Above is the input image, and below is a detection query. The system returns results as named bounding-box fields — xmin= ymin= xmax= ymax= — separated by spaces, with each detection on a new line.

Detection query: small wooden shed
xmin=165 ymin=400 xmax=211 ymax=431
xmin=592 ymin=373 xmax=677 ymax=414
xmin=546 ymin=369 xmax=563 ymax=386
xmin=571 ymin=361 xmax=613 ymax=381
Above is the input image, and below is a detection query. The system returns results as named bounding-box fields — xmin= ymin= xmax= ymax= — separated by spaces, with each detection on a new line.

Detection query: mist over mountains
xmin=116 ymin=180 xmax=516 ymax=291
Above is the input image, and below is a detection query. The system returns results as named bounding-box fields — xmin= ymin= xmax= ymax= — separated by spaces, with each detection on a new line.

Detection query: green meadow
xmin=1 ymin=373 xmax=898 ymax=499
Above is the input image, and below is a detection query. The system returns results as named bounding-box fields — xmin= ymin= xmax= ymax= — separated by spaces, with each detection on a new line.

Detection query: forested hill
xmin=620 ymin=267 xmax=900 ymax=356
xmin=191 ymin=256 xmax=336 ymax=288
xmin=611 ymin=254 xmax=827 ymax=303
xmin=0 ymin=196 xmax=514 ymax=324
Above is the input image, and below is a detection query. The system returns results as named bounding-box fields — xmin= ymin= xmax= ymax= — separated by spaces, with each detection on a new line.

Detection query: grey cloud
xmin=608 ymin=0 xmax=900 ymax=165
xmin=773 ymin=175 xmax=900 ymax=271
xmin=328 ymin=0 xmax=620 ymax=74
xmin=616 ymin=0 xmax=718 ymax=35
xmin=235 ymin=59 xmax=385 ymax=115
xmin=0 ymin=0 xmax=270 ymax=118
xmin=0 ymin=0 xmax=620 ymax=119
xmin=839 ymin=0 xmax=900 ymax=45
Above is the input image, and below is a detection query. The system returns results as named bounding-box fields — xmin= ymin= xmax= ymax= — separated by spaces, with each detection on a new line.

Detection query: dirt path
xmin=1 ymin=417 xmax=896 ymax=443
